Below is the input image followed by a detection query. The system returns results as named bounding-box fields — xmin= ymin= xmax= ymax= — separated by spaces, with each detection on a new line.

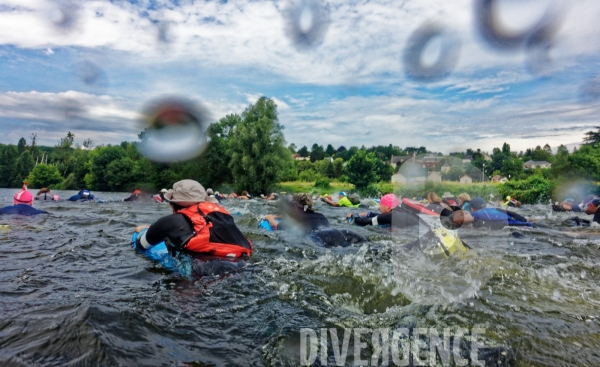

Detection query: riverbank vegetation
xmin=1 ymin=97 xmax=599 ymax=203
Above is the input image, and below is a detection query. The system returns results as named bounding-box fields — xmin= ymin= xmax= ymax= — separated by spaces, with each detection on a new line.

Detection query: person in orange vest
xmin=123 ymin=189 xmax=142 ymax=202
xmin=133 ymin=180 xmax=252 ymax=276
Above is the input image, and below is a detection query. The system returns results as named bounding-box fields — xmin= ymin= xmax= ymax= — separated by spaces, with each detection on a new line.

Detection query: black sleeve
xmin=144 ymin=214 xmax=195 ymax=248
xmin=354 ymin=212 xmax=392 ymax=226
xmin=594 ymin=208 xmax=600 ymax=224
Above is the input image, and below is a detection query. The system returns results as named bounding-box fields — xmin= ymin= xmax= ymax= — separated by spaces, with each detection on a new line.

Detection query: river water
xmin=0 ymin=188 xmax=599 ymax=366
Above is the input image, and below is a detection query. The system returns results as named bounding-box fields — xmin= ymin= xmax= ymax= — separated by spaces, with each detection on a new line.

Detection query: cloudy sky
xmin=1 ymin=0 xmax=599 ymax=154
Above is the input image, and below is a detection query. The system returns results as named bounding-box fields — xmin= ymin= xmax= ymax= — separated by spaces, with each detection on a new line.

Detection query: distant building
xmin=482 ymin=153 xmax=492 ymax=161
xmin=292 ymin=154 xmax=310 ymax=161
xmin=523 ymin=160 xmax=551 ymax=169
xmin=460 ymin=174 xmax=473 ymax=184
xmin=390 ymin=155 xmax=411 ymax=167
xmin=441 ymin=162 xmax=451 ymax=173
xmin=427 ymin=171 xmax=442 ymax=183
xmin=491 ymin=175 xmax=508 ymax=183
xmin=462 ymin=155 xmax=473 ymax=163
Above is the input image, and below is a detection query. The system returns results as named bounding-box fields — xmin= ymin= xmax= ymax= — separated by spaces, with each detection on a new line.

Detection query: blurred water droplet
xmin=62 ymin=98 xmax=85 ymax=120
xmin=403 ymin=22 xmax=461 ymax=82
xmin=77 ymin=60 xmax=108 ymax=88
xmin=157 ymin=21 xmax=177 ymax=45
xmin=137 ymin=98 xmax=211 ymax=163
xmin=580 ymin=75 xmax=600 ymax=103
xmin=47 ymin=0 xmax=80 ymax=33
xmin=285 ymin=0 xmax=330 ymax=50
xmin=474 ymin=0 xmax=560 ymax=50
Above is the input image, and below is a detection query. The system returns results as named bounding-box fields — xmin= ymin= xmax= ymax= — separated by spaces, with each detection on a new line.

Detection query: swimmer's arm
xmin=265 ymin=214 xmax=281 ymax=230
xmin=134 ymin=225 xmax=150 ymax=233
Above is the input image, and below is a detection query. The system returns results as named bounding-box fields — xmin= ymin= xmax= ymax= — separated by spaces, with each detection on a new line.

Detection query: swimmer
xmin=441 ymin=192 xmax=461 ymax=210
xmin=69 ymin=188 xmax=94 ymax=201
xmin=153 ymin=188 xmax=168 ymax=203
xmin=35 ymin=188 xmax=59 ymax=201
xmin=0 ymin=185 xmax=48 ymax=215
xmin=123 ymin=189 xmax=142 ymax=202
xmin=133 ymin=180 xmax=252 ymax=276
xmin=322 ymin=191 xmax=361 ymax=208
xmin=457 ymin=193 xmax=471 ymax=212
xmin=261 ymin=192 xmax=280 ymax=200
xmin=425 ymin=192 xmax=453 ymax=216
xmin=448 ymin=197 xmax=531 ymax=229
xmin=346 ymin=193 xmax=422 ymax=228
xmin=503 ymin=196 xmax=522 ymax=208
xmin=264 ymin=193 xmax=366 ymax=247
xmin=552 ymin=197 xmax=582 ymax=212
xmin=583 ymin=196 xmax=600 ymax=224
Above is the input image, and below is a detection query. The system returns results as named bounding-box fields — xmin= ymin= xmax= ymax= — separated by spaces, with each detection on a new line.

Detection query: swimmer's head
xmin=339 ymin=191 xmax=346 ymax=197
xmin=164 ymin=179 xmax=218 ymax=207
xmin=14 ymin=189 xmax=33 ymax=206
xmin=470 ymin=197 xmax=486 ymax=211
xmin=292 ymin=193 xmax=313 ymax=211
xmin=379 ymin=193 xmax=399 ymax=214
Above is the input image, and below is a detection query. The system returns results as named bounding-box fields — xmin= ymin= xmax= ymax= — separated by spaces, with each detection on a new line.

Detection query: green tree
xmin=89 ymin=146 xmax=127 ymax=191
xmin=11 ymin=151 xmax=34 ymax=187
xmin=0 ymin=145 xmax=18 ymax=187
xmin=314 ymin=158 xmax=333 ymax=178
xmin=52 ymin=131 xmax=76 ymax=176
xmin=583 ymin=126 xmax=600 ymax=147
xmin=501 ymin=157 xmax=523 ymax=179
xmin=184 ymin=114 xmax=240 ymax=188
xmin=27 ymin=164 xmax=63 ymax=188
xmin=344 ymin=149 xmax=379 ymax=190
xmin=332 ymin=158 xmax=344 ymax=178
xmin=297 ymin=145 xmax=309 ymax=157
xmin=228 ymin=97 xmax=291 ymax=194
xmin=105 ymin=157 xmax=136 ymax=191
xmin=310 ymin=143 xmax=325 ymax=162
xmin=325 ymin=144 xmax=336 ymax=157
xmin=374 ymin=158 xmax=394 ymax=182
xmin=17 ymin=137 xmax=27 ymax=154
xmin=288 ymin=143 xmax=297 ymax=154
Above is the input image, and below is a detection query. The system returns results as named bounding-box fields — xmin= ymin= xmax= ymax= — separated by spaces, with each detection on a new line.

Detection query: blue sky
xmin=0 ymin=0 xmax=599 ymax=154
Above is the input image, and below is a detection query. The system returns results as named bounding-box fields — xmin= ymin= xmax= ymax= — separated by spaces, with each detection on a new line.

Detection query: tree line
xmin=2 ymin=98 xmax=599 ymax=194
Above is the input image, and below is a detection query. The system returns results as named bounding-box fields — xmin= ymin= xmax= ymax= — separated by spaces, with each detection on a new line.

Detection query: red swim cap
xmin=380 ymin=194 xmax=399 ymax=209
xmin=14 ymin=189 xmax=33 ymax=206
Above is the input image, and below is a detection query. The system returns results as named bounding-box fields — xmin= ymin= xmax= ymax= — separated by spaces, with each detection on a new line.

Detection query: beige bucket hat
xmin=164 ymin=179 xmax=219 ymax=206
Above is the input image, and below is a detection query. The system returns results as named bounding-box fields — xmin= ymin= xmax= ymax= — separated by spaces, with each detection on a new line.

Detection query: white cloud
xmin=44 ymin=47 xmax=53 ymax=55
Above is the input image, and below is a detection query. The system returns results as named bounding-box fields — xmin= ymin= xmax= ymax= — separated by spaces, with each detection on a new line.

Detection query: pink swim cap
xmin=380 ymin=193 xmax=399 ymax=209
xmin=14 ymin=189 xmax=33 ymax=206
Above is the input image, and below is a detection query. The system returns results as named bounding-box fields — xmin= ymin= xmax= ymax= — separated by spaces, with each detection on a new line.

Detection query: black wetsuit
xmin=0 ymin=204 xmax=47 ymax=215
xmin=276 ymin=205 xmax=367 ymax=247
xmin=425 ymin=203 xmax=453 ymax=216
xmin=136 ymin=214 xmax=247 ymax=276
xmin=594 ymin=207 xmax=600 ymax=224
xmin=353 ymin=206 xmax=422 ymax=228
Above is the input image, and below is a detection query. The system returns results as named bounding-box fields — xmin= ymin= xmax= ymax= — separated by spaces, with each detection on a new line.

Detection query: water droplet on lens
xmin=137 ymin=97 xmax=211 ymax=163
xmin=77 ymin=60 xmax=108 ymax=88
xmin=580 ymin=75 xmax=600 ymax=103
xmin=47 ymin=0 xmax=80 ymax=33
xmin=285 ymin=0 xmax=330 ymax=50
xmin=403 ymin=22 xmax=461 ymax=82
xmin=474 ymin=0 xmax=561 ymax=51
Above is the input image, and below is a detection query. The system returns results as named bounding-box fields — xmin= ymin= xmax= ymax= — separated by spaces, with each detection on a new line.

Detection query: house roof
xmin=391 ymin=156 xmax=410 ymax=164
xmin=524 ymin=160 xmax=551 ymax=165
xmin=441 ymin=162 xmax=450 ymax=167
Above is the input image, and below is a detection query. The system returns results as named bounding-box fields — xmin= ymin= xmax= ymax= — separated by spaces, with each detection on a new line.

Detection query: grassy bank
xmin=275 ymin=181 xmax=355 ymax=194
